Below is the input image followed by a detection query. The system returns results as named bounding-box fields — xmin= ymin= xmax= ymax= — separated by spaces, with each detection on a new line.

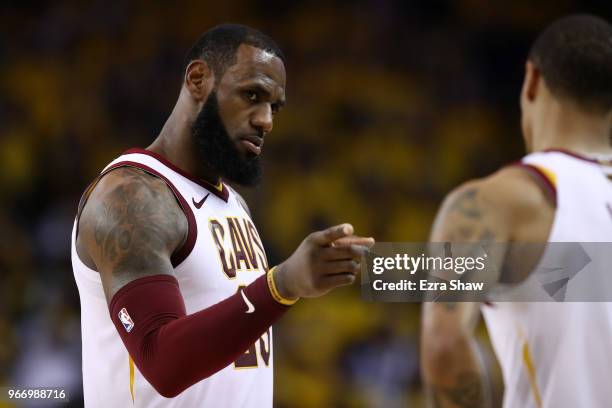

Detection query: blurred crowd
xmin=1 ymin=1 xmax=608 ymax=406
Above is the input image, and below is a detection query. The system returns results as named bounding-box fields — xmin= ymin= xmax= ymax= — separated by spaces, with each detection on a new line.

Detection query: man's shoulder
xmin=82 ymin=166 xmax=188 ymax=234
xmin=77 ymin=167 xmax=188 ymax=259
xmin=446 ymin=165 xmax=553 ymax=216
xmin=436 ymin=165 xmax=554 ymax=244
xmin=92 ymin=166 xmax=168 ymax=198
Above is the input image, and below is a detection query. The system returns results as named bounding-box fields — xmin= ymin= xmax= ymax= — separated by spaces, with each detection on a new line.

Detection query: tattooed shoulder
xmin=79 ymin=166 xmax=188 ymax=297
xmin=448 ymin=187 xmax=481 ymax=219
xmin=432 ymin=181 xmax=500 ymax=243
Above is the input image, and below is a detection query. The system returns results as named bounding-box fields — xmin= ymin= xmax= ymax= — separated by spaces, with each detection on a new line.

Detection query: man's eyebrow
xmin=247 ymin=83 xmax=272 ymax=95
xmin=242 ymin=82 xmax=286 ymax=105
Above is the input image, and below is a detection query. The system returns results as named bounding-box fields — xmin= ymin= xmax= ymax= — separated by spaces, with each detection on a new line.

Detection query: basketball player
xmin=421 ymin=15 xmax=612 ymax=407
xmin=71 ymin=24 xmax=373 ymax=407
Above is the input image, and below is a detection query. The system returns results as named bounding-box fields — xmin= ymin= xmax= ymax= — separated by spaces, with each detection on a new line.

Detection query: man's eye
xmin=245 ymin=91 xmax=258 ymax=102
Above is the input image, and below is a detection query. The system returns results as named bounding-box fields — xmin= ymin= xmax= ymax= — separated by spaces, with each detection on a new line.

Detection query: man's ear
xmin=184 ymin=60 xmax=214 ymax=102
xmin=521 ymin=60 xmax=540 ymax=103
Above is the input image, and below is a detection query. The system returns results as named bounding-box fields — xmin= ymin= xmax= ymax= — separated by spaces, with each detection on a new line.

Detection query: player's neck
xmin=532 ymin=101 xmax=612 ymax=157
xmin=148 ymin=101 xmax=221 ymax=186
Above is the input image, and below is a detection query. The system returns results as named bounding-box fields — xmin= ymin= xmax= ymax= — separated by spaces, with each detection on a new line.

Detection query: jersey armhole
xmin=511 ymin=163 xmax=557 ymax=207
xmin=78 ymin=162 xmax=198 ymax=269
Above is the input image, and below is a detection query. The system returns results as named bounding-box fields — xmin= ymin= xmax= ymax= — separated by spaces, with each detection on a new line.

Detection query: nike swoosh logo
xmin=192 ymin=193 xmax=210 ymax=209
xmin=240 ymin=289 xmax=255 ymax=314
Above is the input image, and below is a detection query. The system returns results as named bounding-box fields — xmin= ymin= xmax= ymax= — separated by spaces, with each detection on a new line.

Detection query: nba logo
xmin=118 ymin=308 xmax=135 ymax=333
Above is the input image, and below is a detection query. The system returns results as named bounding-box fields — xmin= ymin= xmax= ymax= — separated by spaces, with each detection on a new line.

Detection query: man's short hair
xmin=529 ymin=14 xmax=612 ymax=112
xmin=185 ymin=23 xmax=285 ymax=82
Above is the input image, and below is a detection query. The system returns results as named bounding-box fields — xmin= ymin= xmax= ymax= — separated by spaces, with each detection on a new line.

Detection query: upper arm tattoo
xmin=81 ymin=167 xmax=188 ymax=299
xmin=428 ymin=372 xmax=487 ymax=408
xmin=431 ymin=185 xmax=503 ymax=290
xmin=423 ymin=184 xmax=498 ymax=408
xmin=438 ymin=186 xmax=496 ymax=243
xmin=451 ymin=188 xmax=481 ymax=219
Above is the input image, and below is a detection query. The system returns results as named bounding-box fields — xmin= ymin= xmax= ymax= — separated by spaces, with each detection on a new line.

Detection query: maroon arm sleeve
xmin=109 ymin=273 xmax=289 ymax=398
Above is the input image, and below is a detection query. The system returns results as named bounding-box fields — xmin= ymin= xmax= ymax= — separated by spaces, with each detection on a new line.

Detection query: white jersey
xmin=482 ymin=149 xmax=612 ymax=408
xmin=71 ymin=148 xmax=273 ymax=407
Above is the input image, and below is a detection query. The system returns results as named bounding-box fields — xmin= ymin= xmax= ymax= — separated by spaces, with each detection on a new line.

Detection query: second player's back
xmin=482 ymin=149 xmax=612 ymax=408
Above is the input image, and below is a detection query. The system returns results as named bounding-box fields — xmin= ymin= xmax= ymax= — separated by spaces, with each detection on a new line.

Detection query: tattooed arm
xmin=420 ymin=166 xmax=554 ymax=408
xmin=77 ymin=166 xmax=188 ymax=302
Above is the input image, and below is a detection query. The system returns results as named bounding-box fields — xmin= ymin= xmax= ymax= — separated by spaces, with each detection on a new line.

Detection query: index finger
xmin=310 ymin=223 xmax=354 ymax=246
xmin=332 ymin=236 xmax=375 ymax=248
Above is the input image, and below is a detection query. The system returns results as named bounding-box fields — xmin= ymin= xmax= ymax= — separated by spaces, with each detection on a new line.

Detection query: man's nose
xmin=250 ymin=105 xmax=273 ymax=135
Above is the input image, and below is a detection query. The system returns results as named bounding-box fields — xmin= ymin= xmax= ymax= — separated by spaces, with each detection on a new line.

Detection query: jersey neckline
xmin=543 ymin=148 xmax=612 ymax=165
xmin=123 ymin=148 xmax=229 ymax=202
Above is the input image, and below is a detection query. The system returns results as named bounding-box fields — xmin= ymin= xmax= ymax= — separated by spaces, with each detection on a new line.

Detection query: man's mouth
xmin=239 ymin=135 xmax=264 ymax=156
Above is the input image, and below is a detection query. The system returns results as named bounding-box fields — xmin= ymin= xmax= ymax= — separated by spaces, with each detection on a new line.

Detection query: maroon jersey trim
xmin=543 ymin=148 xmax=599 ymax=164
xmin=511 ymin=162 xmax=557 ymax=206
xmin=102 ymin=161 xmax=198 ymax=267
xmin=123 ymin=148 xmax=229 ymax=202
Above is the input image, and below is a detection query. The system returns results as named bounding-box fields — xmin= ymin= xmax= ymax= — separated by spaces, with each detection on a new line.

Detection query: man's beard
xmin=191 ymin=91 xmax=262 ymax=186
